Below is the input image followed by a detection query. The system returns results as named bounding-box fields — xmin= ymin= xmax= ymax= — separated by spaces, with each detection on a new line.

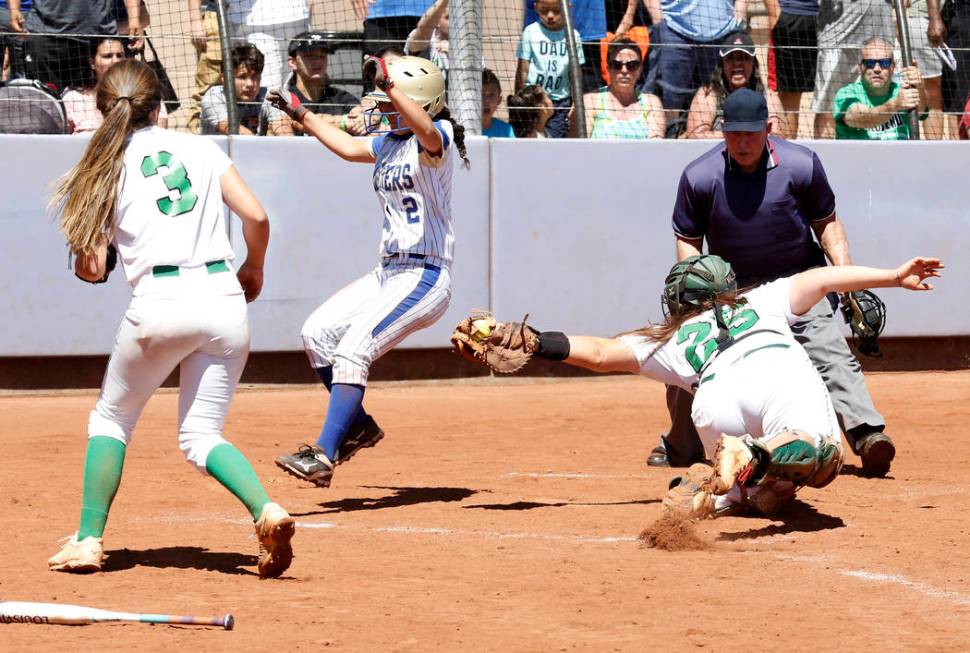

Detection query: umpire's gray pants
xmin=664 ymin=295 xmax=884 ymax=461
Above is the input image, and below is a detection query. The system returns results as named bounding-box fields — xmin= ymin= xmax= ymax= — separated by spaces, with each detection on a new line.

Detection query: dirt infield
xmin=2 ymin=371 xmax=969 ymax=651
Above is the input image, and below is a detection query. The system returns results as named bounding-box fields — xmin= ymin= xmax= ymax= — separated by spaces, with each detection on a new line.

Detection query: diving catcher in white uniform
xmin=451 ymin=254 xmax=942 ymax=517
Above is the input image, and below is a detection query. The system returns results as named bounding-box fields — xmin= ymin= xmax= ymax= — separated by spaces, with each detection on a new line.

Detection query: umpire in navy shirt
xmin=652 ymin=88 xmax=895 ymax=478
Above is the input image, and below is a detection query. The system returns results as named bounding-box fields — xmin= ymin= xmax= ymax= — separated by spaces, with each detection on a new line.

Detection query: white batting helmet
xmin=364 ymin=55 xmax=446 ymax=118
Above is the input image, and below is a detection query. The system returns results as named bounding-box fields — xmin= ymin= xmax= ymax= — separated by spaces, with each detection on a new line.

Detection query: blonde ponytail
xmin=50 ymin=59 xmax=161 ymax=255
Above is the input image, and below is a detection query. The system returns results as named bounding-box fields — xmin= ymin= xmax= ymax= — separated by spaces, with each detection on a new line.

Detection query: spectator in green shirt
xmin=833 ymin=37 xmax=923 ymax=140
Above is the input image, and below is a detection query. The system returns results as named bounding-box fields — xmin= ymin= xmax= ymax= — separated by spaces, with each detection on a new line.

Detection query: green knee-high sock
xmin=205 ymin=443 xmax=272 ymax=520
xmin=77 ymin=436 xmax=127 ymax=540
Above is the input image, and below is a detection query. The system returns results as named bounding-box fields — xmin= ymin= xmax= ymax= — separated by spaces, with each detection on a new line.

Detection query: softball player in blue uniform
xmin=268 ymin=55 xmax=468 ymax=487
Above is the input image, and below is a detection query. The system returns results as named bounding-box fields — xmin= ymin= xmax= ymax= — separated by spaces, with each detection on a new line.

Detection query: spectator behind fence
xmin=110 ymin=0 xmax=148 ymax=37
xmin=62 ymin=36 xmax=167 ymax=134
xmin=941 ymin=0 xmax=970 ymax=139
xmin=764 ymin=0 xmax=818 ymax=138
xmin=571 ymin=36 xmax=664 ymax=138
xmin=225 ymin=0 xmax=310 ymax=92
xmin=647 ymin=0 xmax=744 ymax=138
xmin=606 ymin=0 xmax=652 ymax=37
xmin=686 ymin=32 xmax=788 ymax=139
xmin=811 ymin=0 xmax=894 ymax=138
xmin=187 ymin=0 xmax=221 ymax=133
xmin=355 ymin=0 xmax=434 ymax=57
xmin=201 ymin=43 xmax=290 ymax=136
xmin=508 ymin=84 xmax=554 ymax=138
xmin=905 ymin=0 xmax=945 ymax=139
xmin=284 ymin=31 xmax=365 ymax=136
xmin=524 ymin=0 xmax=608 ymax=93
xmin=516 ymin=0 xmax=586 ymax=138
xmin=7 ymin=0 xmax=144 ymax=94
xmin=834 ymin=37 xmax=922 ymax=140
xmin=404 ymin=0 xmax=449 ymax=82
xmin=482 ymin=67 xmax=515 ymax=138
xmin=1 ymin=0 xmax=31 ymax=80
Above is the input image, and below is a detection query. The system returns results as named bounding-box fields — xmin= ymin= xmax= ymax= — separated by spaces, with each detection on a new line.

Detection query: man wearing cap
xmin=285 ymin=31 xmax=365 ymax=136
xmin=650 ymin=88 xmax=896 ymax=478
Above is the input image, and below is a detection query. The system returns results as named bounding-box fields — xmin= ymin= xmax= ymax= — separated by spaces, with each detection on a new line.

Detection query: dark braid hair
xmin=507 ymin=84 xmax=545 ymax=138
xmin=433 ymin=107 xmax=470 ymax=169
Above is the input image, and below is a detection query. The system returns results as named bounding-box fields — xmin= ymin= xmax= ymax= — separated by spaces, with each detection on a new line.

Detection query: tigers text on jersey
xmin=620 ymin=277 xmax=800 ymax=391
xmin=369 ymin=120 xmax=455 ymax=264
xmin=115 ymin=126 xmax=235 ymax=292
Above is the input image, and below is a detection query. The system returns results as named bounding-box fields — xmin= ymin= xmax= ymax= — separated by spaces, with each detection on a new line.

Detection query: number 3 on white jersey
xmin=140 ymin=151 xmax=198 ymax=217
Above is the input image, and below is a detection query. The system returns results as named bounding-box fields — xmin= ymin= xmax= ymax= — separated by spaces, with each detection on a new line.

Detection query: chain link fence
xmin=1 ymin=0 xmax=968 ymax=139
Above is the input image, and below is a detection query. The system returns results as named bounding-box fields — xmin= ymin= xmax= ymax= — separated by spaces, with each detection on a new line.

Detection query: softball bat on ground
xmin=0 ymin=600 xmax=233 ymax=630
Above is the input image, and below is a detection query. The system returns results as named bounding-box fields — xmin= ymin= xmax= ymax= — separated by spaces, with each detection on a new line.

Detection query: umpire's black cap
xmin=288 ymin=31 xmax=333 ymax=56
xmin=722 ymin=88 xmax=768 ymax=132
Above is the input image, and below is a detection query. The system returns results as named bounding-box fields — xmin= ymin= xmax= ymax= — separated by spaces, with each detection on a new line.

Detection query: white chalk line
xmin=135 ymin=515 xmax=970 ymax=606
xmin=297 ymin=520 xmax=639 ymax=544
xmin=504 ymin=472 xmax=654 ymax=480
xmin=779 ymin=554 xmax=970 ymax=608
xmin=136 ymin=513 xmax=639 ymax=545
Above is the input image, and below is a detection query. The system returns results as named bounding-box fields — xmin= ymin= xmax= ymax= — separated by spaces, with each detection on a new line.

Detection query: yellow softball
xmin=471 ymin=318 xmax=493 ymax=340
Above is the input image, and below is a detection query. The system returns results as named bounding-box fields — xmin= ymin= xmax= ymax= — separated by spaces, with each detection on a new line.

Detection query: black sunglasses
xmin=861 ymin=58 xmax=893 ymax=70
xmin=609 ymin=59 xmax=641 ymax=71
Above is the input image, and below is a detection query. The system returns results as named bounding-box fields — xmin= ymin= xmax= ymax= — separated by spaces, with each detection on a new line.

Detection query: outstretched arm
xmin=266 ymin=90 xmax=375 ymax=162
xmin=562 ymin=336 xmax=642 ymax=374
xmin=788 ymin=257 xmax=943 ymax=316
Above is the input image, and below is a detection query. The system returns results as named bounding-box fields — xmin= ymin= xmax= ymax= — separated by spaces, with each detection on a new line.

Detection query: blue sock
xmin=316 ymin=383 xmax=366 ymax=460
xmin=315 ymin=366 xmax=334 ymax=391
xmin=314 ymin=366 xmax=369 ymax=427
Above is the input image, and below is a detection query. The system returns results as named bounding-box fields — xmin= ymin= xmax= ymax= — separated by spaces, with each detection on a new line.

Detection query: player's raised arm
xmin=365 ymin=56 xmax=443 ymax=156
xmin=266 ymin=89 xmax=375 ymax=163
xmin=788 ymin=258 xmax=943 ymax=316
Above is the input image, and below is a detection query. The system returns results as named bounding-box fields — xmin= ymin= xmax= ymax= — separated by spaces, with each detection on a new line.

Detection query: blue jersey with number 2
xmin=369 ymin=120 xmax=455 ymax=263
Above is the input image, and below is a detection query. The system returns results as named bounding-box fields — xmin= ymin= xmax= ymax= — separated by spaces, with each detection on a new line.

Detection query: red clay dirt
xmin=2 ymin=371 xmax=969 ymax=651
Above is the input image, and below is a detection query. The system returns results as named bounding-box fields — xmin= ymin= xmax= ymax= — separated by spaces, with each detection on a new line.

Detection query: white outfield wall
xmin=0 ymin=135 xmax=966 ymax=357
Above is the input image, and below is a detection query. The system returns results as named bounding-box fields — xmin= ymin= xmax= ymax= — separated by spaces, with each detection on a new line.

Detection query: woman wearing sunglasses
xmin=569 ymin=37 xmax=664 ymax=139
xmin=685 ymin=32 xmax=788 ymax=139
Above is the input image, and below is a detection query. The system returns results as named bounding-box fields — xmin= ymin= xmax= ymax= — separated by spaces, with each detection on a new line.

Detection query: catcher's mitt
xmin=840 ymin=290 xmax=886 ymax=357
xmin=450 ymin=311 xmax=539 ymax=374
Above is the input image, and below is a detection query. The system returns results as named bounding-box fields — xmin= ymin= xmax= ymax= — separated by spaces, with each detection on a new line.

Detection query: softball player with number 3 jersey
xmin=268 ymin=55 xmax=468 ymax=488
xmin=47 ymin=60 xmax=295 ymax=578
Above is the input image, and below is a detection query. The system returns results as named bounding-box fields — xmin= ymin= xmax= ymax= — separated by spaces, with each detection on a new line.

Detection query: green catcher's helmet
xmin=662 ymin=255 xmax=737 ymax=316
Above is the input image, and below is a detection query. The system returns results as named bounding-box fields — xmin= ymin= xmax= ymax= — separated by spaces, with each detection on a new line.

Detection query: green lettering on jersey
xmin=140 ymin=151 xmax=198 ymax=217
xmin=676 ymin=307 xmax=761 ymax=373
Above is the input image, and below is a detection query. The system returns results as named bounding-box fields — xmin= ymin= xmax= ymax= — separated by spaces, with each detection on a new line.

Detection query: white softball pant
xmin=301 ymin=258 xmax=452 ymax=386
xmin=88 ymin=288 xmax=249 ymax=472
xmin=691 ymin=343 xmax=844 ymax=512
xmin=691 ymin=344 xmax=842 ymax=455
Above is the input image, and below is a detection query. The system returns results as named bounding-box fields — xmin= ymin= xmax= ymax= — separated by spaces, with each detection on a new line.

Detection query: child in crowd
xmin=201 ymin=43 xmax=290 ymax=135
xmin=507 ymin=84 xmax=553 ymax=138
xmin=515 ymin=0 xmax=584 ymax=138
xmin=482 ymin=68 xmax=514 ymax=138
